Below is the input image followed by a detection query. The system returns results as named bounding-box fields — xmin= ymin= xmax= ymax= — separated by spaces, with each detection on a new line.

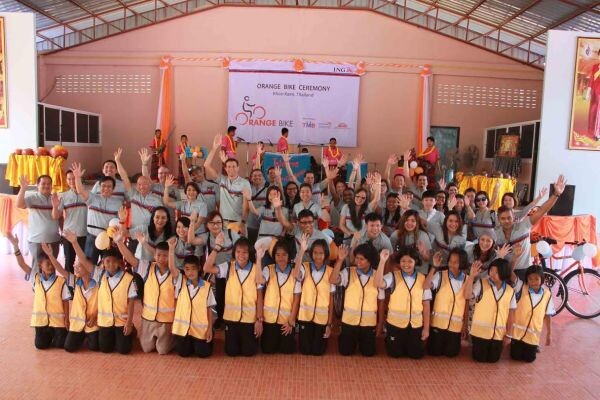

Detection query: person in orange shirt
xmin=324 ymin=137 xmax=342 ymax=167
xmin=221 ymin=126 xmax=238 ymax=158
xmin=277 ymin=128 xmax=289 ymax=153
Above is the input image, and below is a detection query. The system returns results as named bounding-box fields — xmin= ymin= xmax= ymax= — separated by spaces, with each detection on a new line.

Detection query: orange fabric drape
xmin=417 ymin=65 xmax=431 ymax=153
xmin=157 ymin=56 xmax=173 ymax=164
xmin=532 ymin=215 xmax=599 ymax=266
xmin=5 ymin=154 xmax=68 ymax=192
xmin=0 ymin=195 xmax=29 ymax=234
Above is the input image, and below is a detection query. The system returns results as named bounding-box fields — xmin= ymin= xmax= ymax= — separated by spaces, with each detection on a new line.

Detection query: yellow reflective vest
xmin=263 ymin=264 xmax=295 ymax=325
xmin=471 ymin=279 xmax=514 ymax=340
xmin=431 ymin=271 xmax=466 ymax=333
xmin=172 ymin=279 xmax=211 ymax=339
xmin=298 ymin=263 xmax=332 ymax=325
xmin=223 ymin=261 xmax=258 ymax=323
xmin=141 ymin=263 xmax=175 ymax=323
xmin=341 ymin=267 xmax=378 ymax=327
xmin=31 ymin=273 xmax=67 ymax=328
xmin=97 ymin=271 xmax=134 ymax=328
xmin=69 ymin=281 xmax=99 ymax=333
xmin=387 ymin=271 xmax=425 ymax=329
xmin=512 ymin=285 xmax=551 ymax=346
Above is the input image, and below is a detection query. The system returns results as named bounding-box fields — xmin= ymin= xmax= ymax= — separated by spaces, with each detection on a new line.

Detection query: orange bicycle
xmin=533 ymin=236 xmax=600 ymax=319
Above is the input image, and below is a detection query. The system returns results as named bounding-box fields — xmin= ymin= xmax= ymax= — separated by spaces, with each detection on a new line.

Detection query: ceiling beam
xmin=63 ymin=0 xmax=125 ymax=33
xmin=467 ymin=0 xmax=542 ymax=43
xmin=435 ymin=0 xmax=487 ymax=30
xmin=14 ymin=0 xmax=95 ymax=41
xmin=500 ymin=2 xmax=598 ymax=54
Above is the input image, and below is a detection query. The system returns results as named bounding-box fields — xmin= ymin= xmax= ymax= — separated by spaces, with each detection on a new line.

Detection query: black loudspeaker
xmin=549 ymin=184 xmax=575 ymax=216
xmin=0 ymin=164 xmax=18 ymax=195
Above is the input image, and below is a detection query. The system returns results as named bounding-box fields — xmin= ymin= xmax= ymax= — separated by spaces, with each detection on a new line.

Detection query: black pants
xmin=99 ymin=326 xmax=135 ymax=354
xmin=299 ymin=321 xmax=328 ymax=356
xmin=471 ymin=335 xmax=503 ymax=363
xmin=84 ymin=234 xmax=102 ymax=266
xmin=385 ymin=323 xmax=424 ymax=359
xmin=34 ymin=327 xmax=67 ymax=349
xmin=427 ymin=328 xmax=461 ymax=357
xmin=261 ymin=322 xmax=296 ymax=354
xmin=174 ymin=335 xmax=213 ymax=358
xmin=64 ymin=330 xmax=99 ymax=353
xmin=215 ymin=278 xmax=226 ymax=321
xmin=224 ymin=321 xmax=258 ymax=357
xmin=63 ymin=236 xmax=87 ymax=274
xmin=510 ymin=339 xmax=537 ymax=363
xmin=338 ymin=323 xmax=376 ymax=357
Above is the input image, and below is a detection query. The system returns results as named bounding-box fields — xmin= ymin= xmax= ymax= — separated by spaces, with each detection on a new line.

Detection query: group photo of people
xmin=11 ymin=127 xmax=567 ymax=364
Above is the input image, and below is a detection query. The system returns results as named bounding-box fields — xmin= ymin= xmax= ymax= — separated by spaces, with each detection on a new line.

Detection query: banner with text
xmin=261 ymin=152 xmax=311 ymax=185
xmin=227 ymin=60 xmax=360 ymax=147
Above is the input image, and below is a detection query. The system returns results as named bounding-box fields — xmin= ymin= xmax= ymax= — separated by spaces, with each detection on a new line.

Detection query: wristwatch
xmin=256 ymin=316 xmax=264 ymax=322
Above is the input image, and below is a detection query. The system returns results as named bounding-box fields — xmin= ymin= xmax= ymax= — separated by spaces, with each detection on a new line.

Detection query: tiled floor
xmin=1 ymin=255 xmax=599 ymax=400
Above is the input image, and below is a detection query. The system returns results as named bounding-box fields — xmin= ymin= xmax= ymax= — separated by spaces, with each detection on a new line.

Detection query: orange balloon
xmin=414 ymin=167 xmax=424 ymax=174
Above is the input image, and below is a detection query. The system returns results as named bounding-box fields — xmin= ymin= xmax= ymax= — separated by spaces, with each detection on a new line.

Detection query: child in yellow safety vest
xmin=424 ymin=248 xmax=473 ymax=357
xmin=509 ymin=265 xmax=554 ymax=362
xmin=94 ymin=248 xmax=138 ymax=354
xmin=168 ymin=240 xmax=216 ymax=358
xmin=38 ymin=230 xmax=98 ymax=353
xmin=374 ymin=247 xmax=431 ymax=359
xmin=294 ymin=236 xmax=335 ymax=356
xmin=330 ymin=243 xmax=384 ymax=357
xmin=257 ymin=239 xmax=300 ymax=354
xmin=203 ymin=235 xmax=264 ymax=357
xmin=115 ymin=235 xmax=177 ymax=355
xmin=467 ymin=258 xmax=516 ymax=363
xmin=7 ymin=232 xmax=70 ymax=350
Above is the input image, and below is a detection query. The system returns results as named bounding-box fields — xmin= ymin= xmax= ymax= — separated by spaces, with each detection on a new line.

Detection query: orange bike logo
xmin=235 ymin=96 xmax=267 ymax=125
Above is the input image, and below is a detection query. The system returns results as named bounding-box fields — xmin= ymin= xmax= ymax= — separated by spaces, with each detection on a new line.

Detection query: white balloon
xmin=572 ymin=245 xmax=585 ymax=261
xmin=409 ymin=161 xmax=418 ymax=169
xmin=108 ymin=218 xmax=120 ymax=227
xmin=582 ymin=243 xmax=598 ymax=258
xmin=536 ymin=241 xmax=552 ymax=257
xmin=254 ymin=237 xmax=272 ymax=251
xmin=192 ymin=152 xmax=198 ymax=158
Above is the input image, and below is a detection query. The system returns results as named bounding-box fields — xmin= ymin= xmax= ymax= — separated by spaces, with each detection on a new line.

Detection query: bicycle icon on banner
xmin=235 ymin=96 xmax=266 ymax=125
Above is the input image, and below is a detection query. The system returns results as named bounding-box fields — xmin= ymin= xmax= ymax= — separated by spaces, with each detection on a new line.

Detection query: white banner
xmin=227 ymin=60 xmax=360 ymax=147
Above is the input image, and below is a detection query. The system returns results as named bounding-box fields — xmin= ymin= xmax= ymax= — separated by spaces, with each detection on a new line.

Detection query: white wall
xmin=537 ymin=30 xmax=600 ymax=218
xmin=0 ymin=12 xmax=37 ymax=162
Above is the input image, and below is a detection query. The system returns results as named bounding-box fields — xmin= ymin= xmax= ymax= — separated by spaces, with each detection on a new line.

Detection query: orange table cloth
xmin=532 ymin=215 xmax=599 ymax=267
xmin=0 ymin=194 xmax=28 ymax=235
xmin=455 ymin=173 xmax=516 ymax=210
xmin=5 ymin=154 xmax=67 ymax=192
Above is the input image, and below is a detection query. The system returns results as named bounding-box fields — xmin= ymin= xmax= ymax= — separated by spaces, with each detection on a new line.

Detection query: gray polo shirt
xmin=86 ymin=193 xmax=123 ymax=237
xmin=357 ymin=231 xmax=393 ymax=253
xmin=257 ymin=206 xmax=288 ymax=237
xmin=91 ymin=178 xmax=127 ymax=200
xmin=248 ymin=184 xmax=268 ymax=230
xmin=293 ymin=226 xmax=332 ymax=262
xmin=201 ymin=229 xmax=241 ymax=266
xmin=128 ymin=189 xmax=164 ymax=235
xmin=292 ymin=201 xmax=322 ymax=228
xmin=419 ymin=209 xmax=444 ymax=233
xmin=310 ymin=181 xmax=328 ymax=204
xmin=495 ymin=217 xmax=532 ymax=271
xmin=468 ymin=209 xmax=496 ymax=240
xmin=58 ymin=189 xmax=88 ymax=237
xmin=151 ymin=182 xmax=180 ymax=202
xmin=218 ymin=175 xmax=251 ymax=222
xmin=24 ymin=192 xmax=60 ymax=243
xmin=198 ymin=180 xmax=219 ymax=213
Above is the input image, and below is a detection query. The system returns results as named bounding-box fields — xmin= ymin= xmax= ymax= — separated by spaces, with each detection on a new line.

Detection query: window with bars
xmin=39 ymin=103 xmax=101 ymax=146
xmin=435 ymin=84 xmax=538 ymax=109
xmin=483 ymin=121 xmax=540 ymax=160
xmin=55 ymin=74 xmax=152 ymax=94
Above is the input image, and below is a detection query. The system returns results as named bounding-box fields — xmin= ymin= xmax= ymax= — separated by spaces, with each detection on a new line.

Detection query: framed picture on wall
xmin=496 ymin=134 xmax=520 ymax=158
xmin=0 ymin=17 xmax=7 ymax=129
xmin=568 ymin=37 xmax=600 ymax=151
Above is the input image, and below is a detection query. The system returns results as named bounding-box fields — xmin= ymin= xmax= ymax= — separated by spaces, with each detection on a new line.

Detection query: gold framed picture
xmin=0 ymin=17 xmax=6 ymax=128
xmin=568 ymin=37 xmax=600 ymax=151
xmin=496 ymin=134 xmax=520 ymax=158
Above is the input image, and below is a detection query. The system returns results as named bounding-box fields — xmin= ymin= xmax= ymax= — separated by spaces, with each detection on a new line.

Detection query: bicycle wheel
xmin=564 ymin=268 xmax=600 ymax=319
xmin=333 ymin=285 xmax=344 ymax=319
xmin=543 ymin=268 xmax=568 ymax=315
